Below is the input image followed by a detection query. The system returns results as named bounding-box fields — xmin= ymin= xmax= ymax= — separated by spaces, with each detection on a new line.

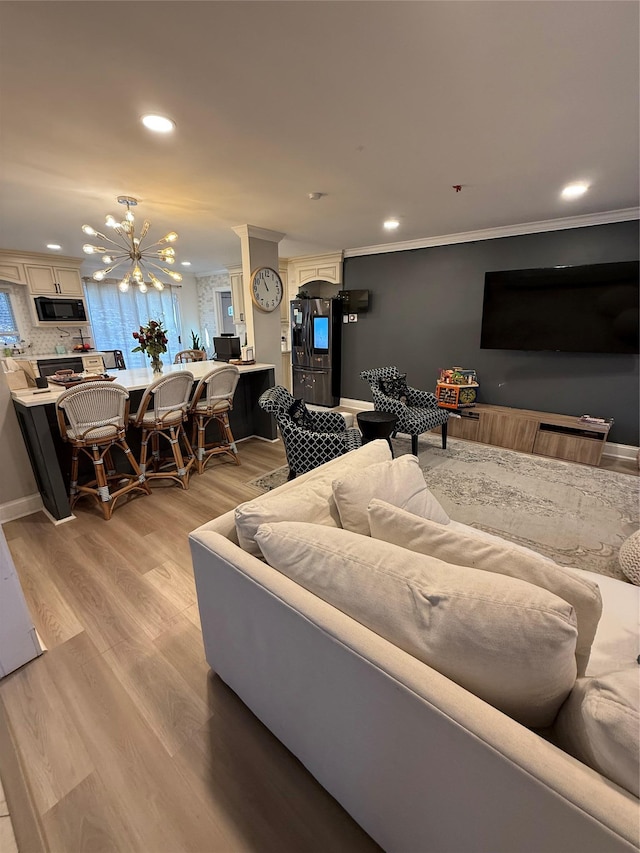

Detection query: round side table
xmin=357 ymin=411 xmax=399 ymax=456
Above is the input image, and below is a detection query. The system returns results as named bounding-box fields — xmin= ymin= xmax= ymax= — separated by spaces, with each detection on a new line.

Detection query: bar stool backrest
xmin=191 ymin=365 xmax=240 ymax=414
xmin=174 ymin=350 xmax=206 ymax=363
xmin=56 ymin=381 xmax=129 ymax=442
xmin=133 ymin=371 xmax=195 ymax=427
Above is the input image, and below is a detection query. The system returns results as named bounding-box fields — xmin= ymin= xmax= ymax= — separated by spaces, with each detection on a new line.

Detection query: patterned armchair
xmin=360 ymin=366 xmax=449 ymax=456
xmin=259 ymin=386 xmax=362 ymax=478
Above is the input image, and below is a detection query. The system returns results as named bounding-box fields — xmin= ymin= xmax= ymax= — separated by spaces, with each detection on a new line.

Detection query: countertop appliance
xmin=37 ymin=356 xmax=85 ymax=377
xmin=291 ymin=297 xmax=342 ymax=407
xmin=34 ymin=296 xmax=87 ymax=323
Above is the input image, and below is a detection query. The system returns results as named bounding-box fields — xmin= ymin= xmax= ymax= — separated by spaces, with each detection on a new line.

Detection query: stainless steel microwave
xmin=34 ymin=296 xmax=87 ymax=323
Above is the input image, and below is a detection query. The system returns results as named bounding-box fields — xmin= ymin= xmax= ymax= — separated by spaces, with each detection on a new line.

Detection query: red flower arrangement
xmin=132 ymin=319 xmax=168 ymax=360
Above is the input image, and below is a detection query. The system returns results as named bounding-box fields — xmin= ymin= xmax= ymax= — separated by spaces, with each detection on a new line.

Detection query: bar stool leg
xmin=91 ymin=443 xmax=112 ymax=520
xmin=168 ymin=424 xmax=189 ymax=489
xmin=218 ymin=413 xmax=239 ymax=464
xmin=139 ymin=428 xmax=149 ymax=476
xmin=69 ymin=447 xmax=80 ymax=505
xmin=119 ymin=438 xmax=151 ymax=496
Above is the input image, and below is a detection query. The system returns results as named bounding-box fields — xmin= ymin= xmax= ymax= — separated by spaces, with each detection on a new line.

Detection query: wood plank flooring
xmin=0 ymin=438 xmax=379 ymax=853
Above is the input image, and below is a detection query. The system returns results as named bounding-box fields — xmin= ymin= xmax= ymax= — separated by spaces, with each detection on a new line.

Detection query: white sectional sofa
xmin=189 ymin=441 xmax=640 ymax=853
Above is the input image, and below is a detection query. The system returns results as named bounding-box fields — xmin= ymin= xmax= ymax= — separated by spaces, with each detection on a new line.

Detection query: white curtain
xmin=83 ymin=280 xmax=183 ymax=369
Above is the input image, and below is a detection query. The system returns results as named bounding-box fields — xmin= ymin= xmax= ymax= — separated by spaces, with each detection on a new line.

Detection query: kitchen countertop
xmin=11 ymin=360 xmax=276 ymax=407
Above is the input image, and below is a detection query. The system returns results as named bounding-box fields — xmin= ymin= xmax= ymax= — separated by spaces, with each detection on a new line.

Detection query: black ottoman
xmin=357 ymin=411 xmax=399 ymax=456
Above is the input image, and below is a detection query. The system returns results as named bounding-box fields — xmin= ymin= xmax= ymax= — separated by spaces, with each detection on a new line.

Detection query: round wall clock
xmin=250 ymin=267 xmax=283 ymax=313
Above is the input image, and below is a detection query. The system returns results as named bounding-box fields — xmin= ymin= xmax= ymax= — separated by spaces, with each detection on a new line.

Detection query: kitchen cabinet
xmin=290 ymin=252 xmax=343 ymax=289
xmin=229 ymin=267 xmax=245 ymax=323
xmin=0 ymin=250 xmax=84 ymax=295
xmin=26 ymin=264 xmax=83 ymax=296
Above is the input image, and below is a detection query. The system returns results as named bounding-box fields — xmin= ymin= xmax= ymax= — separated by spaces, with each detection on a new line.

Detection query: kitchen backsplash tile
xmin=1 ymin=282 xmax=92 ymax=355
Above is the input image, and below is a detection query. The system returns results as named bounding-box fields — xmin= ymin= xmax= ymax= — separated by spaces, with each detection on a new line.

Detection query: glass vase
xmin=150 ymin=355 xmax=163 ymax=373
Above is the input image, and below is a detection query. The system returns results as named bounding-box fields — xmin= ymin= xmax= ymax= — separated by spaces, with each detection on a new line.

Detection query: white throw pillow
xmin=235 ymin=440 xmax=391 ymax=556
xmin=368 ymin=500 xmax=602 ymax=678
xmin=331 ymin=454 xmax=449 ymax=537
xmin=255 ymin=521 xmax=578 ymax=727
xmin=554 ymin=668 xmax=640 ymax=797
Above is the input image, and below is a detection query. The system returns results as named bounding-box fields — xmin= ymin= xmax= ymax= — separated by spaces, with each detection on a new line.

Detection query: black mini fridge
xmin=290 ymin=297 xmax=342 ymax=407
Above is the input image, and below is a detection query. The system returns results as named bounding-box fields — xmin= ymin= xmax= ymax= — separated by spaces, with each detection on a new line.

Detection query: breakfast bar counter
xmin=11 ymin=360 xmax=277 ymax=522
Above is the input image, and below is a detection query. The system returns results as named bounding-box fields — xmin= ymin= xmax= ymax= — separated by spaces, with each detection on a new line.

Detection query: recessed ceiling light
xmin=181 ymin=261 xmax=191 ymax=267
xmin=46 ymin=243 xmax=61 ymax=250
xmin=561 ymin=182 xmax=589 ymax=200
xmin=141 ymin=114 xmax=176 ymax=133
xmin=383 ymin=219 xmax=400 ymax=230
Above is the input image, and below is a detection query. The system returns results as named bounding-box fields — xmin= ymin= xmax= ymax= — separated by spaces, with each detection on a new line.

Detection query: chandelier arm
xmin=97 ymin=230 xmax=132 ymax=251
xmin=145 ymin=260 xmax=172 ymax=277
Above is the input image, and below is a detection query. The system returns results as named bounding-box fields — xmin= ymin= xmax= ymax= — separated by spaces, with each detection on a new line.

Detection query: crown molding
xmin=344 ymin=208 xmax=640 ymax=258
xmin=231 ymin=224 xmax=286 ymax=243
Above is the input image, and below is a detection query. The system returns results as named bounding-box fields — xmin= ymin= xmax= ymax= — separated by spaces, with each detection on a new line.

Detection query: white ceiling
xmin=0 ymin=1 xmax=638 ymax=277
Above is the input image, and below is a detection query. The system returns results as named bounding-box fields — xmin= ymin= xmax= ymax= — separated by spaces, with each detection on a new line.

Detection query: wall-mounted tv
xmin=480 ymin=261 xmax=639 ymax=354
xmin=339 ymin=289 xmax=370 ymax=312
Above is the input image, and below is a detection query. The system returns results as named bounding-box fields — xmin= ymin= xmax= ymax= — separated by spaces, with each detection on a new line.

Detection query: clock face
xmin=250 ymin=267 xmax=283 ymax=312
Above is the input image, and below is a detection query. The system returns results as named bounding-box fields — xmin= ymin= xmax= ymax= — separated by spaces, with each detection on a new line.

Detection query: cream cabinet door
xmin=230 ymin=271 xmax=245 ymax=323
xmin=25 ymin=264 xmax=58 ymax=295
xmin=54 ymin=267 xmax=83 ymax=296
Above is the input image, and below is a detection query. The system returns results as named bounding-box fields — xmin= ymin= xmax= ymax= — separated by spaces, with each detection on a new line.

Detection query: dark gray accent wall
xmin=342 ymin=221 xmax=639 ymax=446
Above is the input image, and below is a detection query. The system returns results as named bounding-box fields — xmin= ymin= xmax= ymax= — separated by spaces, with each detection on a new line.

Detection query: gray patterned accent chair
xmin=259 ymin=386 xmax=362 ymax=479
xmin=360 ymin=366 xmax=449 ymax=456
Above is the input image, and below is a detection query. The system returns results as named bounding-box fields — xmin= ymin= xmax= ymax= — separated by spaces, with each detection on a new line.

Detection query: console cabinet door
xmin=478 ymin=411 xmax=537 ymax=453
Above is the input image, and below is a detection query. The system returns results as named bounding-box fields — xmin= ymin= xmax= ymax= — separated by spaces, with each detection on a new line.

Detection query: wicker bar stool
xmin=129 ymin=371 xmax=195 ymax=489
xmin=174 ymin=349 xmax=206 ymax=363
xmin=55 ymin=381 xmax=151 ymax=520
xmin=189 ymin=364 xmax=240 ymax=473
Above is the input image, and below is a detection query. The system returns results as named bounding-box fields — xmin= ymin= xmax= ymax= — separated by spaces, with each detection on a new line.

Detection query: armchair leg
xmin=442 ymin=420 xmax=448 ymax=450
xmin=287 ymin=467 xmax=297 ymax=481
xmin=411 ymin=434 xmax=418 ymax=456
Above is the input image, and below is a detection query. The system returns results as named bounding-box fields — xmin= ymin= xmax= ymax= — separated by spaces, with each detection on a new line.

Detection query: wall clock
xmin=250 ymin=267 xmax=283 ymax=313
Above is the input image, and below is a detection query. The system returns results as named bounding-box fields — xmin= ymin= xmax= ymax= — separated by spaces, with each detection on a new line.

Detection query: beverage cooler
xmin=290 ymin=297 xmax=342 ymax=407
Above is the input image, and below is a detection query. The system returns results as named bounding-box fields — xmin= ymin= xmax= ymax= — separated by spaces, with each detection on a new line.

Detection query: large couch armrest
xmin=190 ymin=531 xmax=640 ymax=853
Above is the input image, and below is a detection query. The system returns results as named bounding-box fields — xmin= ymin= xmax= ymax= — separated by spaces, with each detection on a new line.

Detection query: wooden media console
xmin=444 ymin=404 xmax=612 ymax=466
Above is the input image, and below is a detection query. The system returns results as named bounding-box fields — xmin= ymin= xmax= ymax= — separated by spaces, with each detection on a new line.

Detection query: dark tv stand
xmin=445 ymin=404 xmax=612 ymax=466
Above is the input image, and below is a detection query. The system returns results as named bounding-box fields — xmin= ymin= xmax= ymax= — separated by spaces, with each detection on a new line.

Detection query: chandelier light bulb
xmin=140 ymin=221 xmax=150 ymax=240
xmin=82 ymin=224 xmax=97 ymax=236
xmin=132 ymin=265 xmax=143 ymax=283
xmin=118 ymin=275 xmax=130 ymax=293
xmin=159 ymin=231 xmax=178 ymax=243
xmin=133 ymin=237 xmax=140 ymax=247
xmin=102 ymin=255 xmax=113 ymax=264
xmin=105 ymin=214 xmax=118 ymax=228
xmin=93 ymin=270 xmax=105 ymax=281
xmin=138 ymin=282 xmax=148 ymax=294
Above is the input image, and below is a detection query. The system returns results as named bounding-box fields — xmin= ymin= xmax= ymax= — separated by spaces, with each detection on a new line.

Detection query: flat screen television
xmin=339 ymin=289 xmax=369 ymax=312
xmin=480 ymin=261 xmax=639 ymax=354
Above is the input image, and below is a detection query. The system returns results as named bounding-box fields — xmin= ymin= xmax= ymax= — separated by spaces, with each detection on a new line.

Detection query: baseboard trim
xmin=339 ymin=397 xmax=373 ymax=412
xmin=602 ymin=442 xmax=639 ymax=462
xmin=0 ymin=494 xmax=43 ymax=524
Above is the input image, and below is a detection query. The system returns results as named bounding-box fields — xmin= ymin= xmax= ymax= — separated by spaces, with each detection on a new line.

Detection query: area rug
xmin=247 ymin=436 xmax=639 ymax=580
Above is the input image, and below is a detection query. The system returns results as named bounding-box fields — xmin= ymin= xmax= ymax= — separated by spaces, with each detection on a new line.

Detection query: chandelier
xmin=81 ymin=196 xmax=182 ymax=293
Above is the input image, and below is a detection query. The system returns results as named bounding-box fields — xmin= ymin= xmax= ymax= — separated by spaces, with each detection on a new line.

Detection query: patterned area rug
xmin=247 ymin=436 xmax=639 ymax=580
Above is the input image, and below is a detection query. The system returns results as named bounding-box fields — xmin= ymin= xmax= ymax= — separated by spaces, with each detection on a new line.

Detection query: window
xmin=0 ymin=291 xmax=21 ymax=347
xmin=83 ymin=281 xmax=183 ymax=368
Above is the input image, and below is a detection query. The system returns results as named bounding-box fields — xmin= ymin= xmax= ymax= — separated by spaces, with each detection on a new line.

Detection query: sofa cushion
xmin=368 ymin=501 xmax=602 ymax=677
xmin=254 ymin=521 xmax=578 ymax=727
xmin=331 ymin=454 xmax=449 ymax=537
xmin=235 ymin=440 xmax=391 ymax=556
xmin=563 ymin=567 xmax=640 ymax=677
xmin=379 ymin=374 xmax=409 ymax=402
xmin=553 ymin=668 xmax=640 ymax=797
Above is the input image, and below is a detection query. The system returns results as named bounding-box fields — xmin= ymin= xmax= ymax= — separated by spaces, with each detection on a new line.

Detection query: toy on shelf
xmin=436 ymin=366 xmax=479 ymax=409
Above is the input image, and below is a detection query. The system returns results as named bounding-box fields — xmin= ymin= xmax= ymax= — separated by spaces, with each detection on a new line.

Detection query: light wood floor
xmin=0 ymin=439 xmax=379 ymax=853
